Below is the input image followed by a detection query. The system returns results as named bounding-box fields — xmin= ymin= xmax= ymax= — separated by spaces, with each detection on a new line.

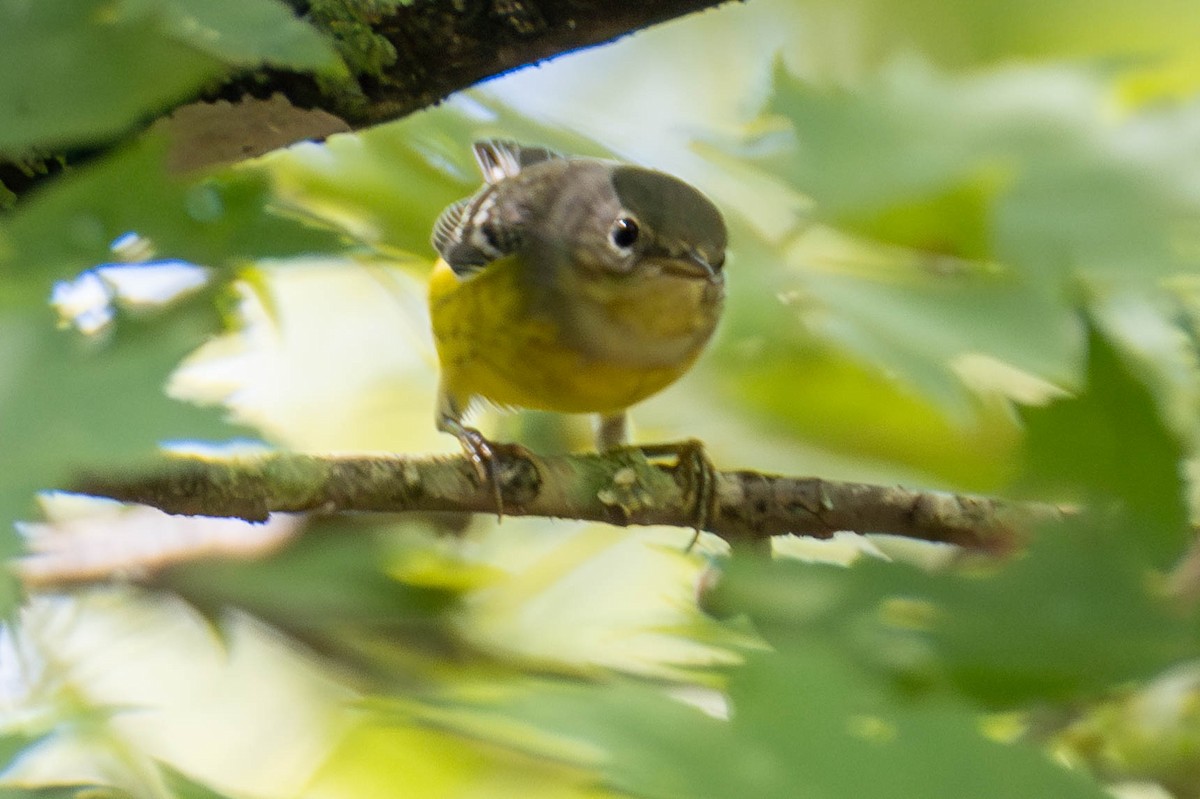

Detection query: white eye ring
xmin=609 ymin=216 xmax=640 ymax=250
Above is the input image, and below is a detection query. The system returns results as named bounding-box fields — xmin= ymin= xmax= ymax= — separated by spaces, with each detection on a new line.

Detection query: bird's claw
xmin=632 ymin=438 xmax=716 ymax=552
xmin=456 ymin=426 xmax=495 ymax=482
xmin=454 ymin=426 xmax=534 ymax=520
xmin=452 ymin=426 xmax=504 ymax=518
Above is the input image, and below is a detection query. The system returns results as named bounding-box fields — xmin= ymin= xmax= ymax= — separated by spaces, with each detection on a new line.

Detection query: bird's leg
xmin=438 ymin=415 xmax=495 ymax=480
xmin=596 ymin=412 xmax=715 ymax=552
xmin=437 ymin=389 xmax=507 ymax=518
xmin=596 ymin=412 xmax=629 ymax=452
xmin=636 ymin=439 xmax=716 ymax=552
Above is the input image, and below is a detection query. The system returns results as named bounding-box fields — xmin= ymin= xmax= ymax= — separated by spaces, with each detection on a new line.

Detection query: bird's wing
xmin=433 ymin=141 xmax=564 ymax=276
xmin=472 ymin=139 xmax=563 ymax=184
xmin=431 ymin=183 xmax=522 ymax=276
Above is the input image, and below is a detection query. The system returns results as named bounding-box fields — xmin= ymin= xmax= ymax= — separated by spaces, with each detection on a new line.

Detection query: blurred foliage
xmin=1062 ymin=663 xmax=1200 ymax=797
xmin=0 ymin=137 xmax=344 ymax=606
xmin=0 ymin=296 xmax=241 ymax=607
xmin=480 ymin=645 xmax=1108 ymax=799
xmin=720 ymin=60 xmax=1200 ymax=483
xmin=0 ymin=788 xmax=126 ymax=799
xmin=153 ymin=518 xmax=469 ymax=677
xmin=792 ymin=0 xmax=1200 ymax=101
xmin=701 ymin=326 xmax=1198 ymax=712
xmin=1020 ymin=324 xmax=1190 ymax=565
xmin=2 ymin=136 xmax=343 ymax=301
xmin=0 ymin=0 xmax=337 ymax=156
xmin=713 ymin=516 xmax=1199 ymax=708
xmin=4 ymin=0 xmax=1200 ymax=798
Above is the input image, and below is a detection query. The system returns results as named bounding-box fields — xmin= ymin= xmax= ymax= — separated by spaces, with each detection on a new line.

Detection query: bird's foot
xmin=629 ymin=438 xmax=716 ymax=552
xmin=449 ymin=424 xmax=532 ymax=520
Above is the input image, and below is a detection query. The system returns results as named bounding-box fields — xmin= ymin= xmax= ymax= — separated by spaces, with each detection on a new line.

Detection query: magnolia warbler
xmin=428 ymin=140 xmax=727 ymax=482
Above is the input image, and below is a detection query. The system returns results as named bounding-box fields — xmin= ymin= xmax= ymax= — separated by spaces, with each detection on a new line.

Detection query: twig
xmin=71 ymin=450 xmax=1060 ymax=555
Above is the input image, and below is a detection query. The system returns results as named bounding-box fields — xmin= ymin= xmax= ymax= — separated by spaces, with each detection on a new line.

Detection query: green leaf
xmin=0 ymin=0 xmax=338 ymax=156
xmin=727 ymin=647 xmax=1104 ymax=799
xmin=756 ymin=62 xmax=1199 ymax=291
xmin=120 ymin=0 xmax=339 ymax=71
xmin=0 ymin=134 xmax=341 ymax=619
xmin=492 ymin=647 xmax=1106 ymax=798
xmin=154 ymin=519 xmax=462 ymax=672
xmin=0 ymin=735 xmax=127 ymax=796
xmin=0 ymin=730 xmax=42 ymax=773
xmin=161 ymin=764 xmax=238 ymax=799
xmin=0 ymin=0 xmax=223 ymax=154
xmin=0 ymin=295 xmax=249 ymax=616
xmin=710 ymin=226 xmax=1039 ymax=488
xmin=928 ymin=521 xmax=1198 ymax=702
xmin=713 ymin=519 xmax=1200 ymax=707
xmin=0 ymin=788 xmax=127 ymax=799
xmin=1019 ymin=322 xmax=1189 ymax=566
xmin=0 ymin=135 xmax=343 ymax=305
xmin=715 ymin=60 xmax=1200 ymax=478
xmin=838 ymin=167 xmax=1005 ymax=262
xmin=787 ymin=0 xmax=1200 ymax=92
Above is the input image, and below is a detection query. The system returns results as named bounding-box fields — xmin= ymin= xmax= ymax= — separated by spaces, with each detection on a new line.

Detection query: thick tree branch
xmin=71 ymin=450 xmax=1061 ymax=555
xmin=343 ymin=0 xmax=739 ymax=123
xmin=5 ymin=0 xmax=739 ymax=198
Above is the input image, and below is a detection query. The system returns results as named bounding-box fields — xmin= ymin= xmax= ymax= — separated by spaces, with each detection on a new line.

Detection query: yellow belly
xmin=428 ymin=257 xmax=705 ymax=415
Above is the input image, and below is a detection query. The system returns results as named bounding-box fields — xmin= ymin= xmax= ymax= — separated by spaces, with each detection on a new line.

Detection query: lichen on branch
xmin=72 ymin=449 xmax=1054 ymax=556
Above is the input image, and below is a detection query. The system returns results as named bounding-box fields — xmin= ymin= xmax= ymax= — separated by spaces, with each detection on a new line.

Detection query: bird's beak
xmin=661 ymin=251 xmax=721 ymax=283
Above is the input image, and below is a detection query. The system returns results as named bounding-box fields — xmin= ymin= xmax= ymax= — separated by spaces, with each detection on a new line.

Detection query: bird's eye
xmin=610 ymin=217 xmax=640 ymax=249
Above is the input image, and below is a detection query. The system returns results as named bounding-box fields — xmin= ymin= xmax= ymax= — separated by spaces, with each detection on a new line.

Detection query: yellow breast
xmin=428 ymin=257 xmax=717 ymax=415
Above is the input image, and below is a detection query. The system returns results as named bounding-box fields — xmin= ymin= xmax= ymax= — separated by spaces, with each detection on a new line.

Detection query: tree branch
xmin=71 ymin=450 xmax=1060 ymax=555
xmin=5 ymin=0 xmax=739 ymax=198
xmin=340 ymin=0 xmax=740 ymax=124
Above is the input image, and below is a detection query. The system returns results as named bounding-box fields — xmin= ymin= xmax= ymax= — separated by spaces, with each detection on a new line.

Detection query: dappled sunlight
xmin=16 ymin=493 xmax=301 ymax=588
xmin=3 ymin=590 xmax=354 ymax=795
xmin=169 ymin=257 xmax=447 ymax=453
xmin=455 ymin=520 xmax=747 ymax=680
xmin=50 ymin=232 xmax=210 ymax=337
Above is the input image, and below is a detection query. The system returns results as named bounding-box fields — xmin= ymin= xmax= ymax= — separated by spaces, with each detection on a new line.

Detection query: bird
xmin=428 ymin=139 xmax=727 ymax=486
